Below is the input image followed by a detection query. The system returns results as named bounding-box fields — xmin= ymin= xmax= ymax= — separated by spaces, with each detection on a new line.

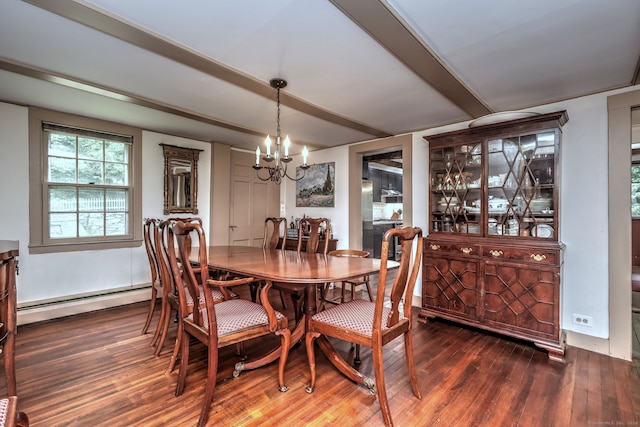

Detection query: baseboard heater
xmin=17 ymin=284 xmax=152 ymax=326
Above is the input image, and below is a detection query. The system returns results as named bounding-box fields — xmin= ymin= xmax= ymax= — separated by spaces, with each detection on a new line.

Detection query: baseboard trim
xmin=17 ymin=285 xmax=152 ymax=326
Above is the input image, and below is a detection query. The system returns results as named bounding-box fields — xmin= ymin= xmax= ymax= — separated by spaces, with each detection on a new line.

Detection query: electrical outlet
xmin=572 ymin=313 xmax=593 ymax=327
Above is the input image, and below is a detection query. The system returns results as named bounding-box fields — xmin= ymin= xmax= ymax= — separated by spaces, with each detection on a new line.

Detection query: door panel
xmin=229 ymin=151 xmax=279 ymax=246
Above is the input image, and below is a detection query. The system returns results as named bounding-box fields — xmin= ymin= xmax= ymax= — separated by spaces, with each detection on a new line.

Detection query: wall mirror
xmin=161 ymin=143 xmax=203 ymax=215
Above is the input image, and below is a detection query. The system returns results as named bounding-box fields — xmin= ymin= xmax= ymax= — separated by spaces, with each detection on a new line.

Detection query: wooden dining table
xmin=195 ymin=245 xmax=399 ymax=387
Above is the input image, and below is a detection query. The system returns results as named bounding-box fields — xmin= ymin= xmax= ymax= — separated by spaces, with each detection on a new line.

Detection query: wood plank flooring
xmin=4 ymin=285 xmax=640 ymax=426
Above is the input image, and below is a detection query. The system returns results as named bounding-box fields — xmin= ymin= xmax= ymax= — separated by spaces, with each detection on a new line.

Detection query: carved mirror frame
xmin=161 ymin=143 xmax=203 ymax=215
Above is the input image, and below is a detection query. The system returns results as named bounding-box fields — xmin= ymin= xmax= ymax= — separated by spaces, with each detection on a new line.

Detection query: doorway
xmin=362 ymin=151 xmax=403 ymax=259
xmin=348 ymin=134 xmax=413 ymax=251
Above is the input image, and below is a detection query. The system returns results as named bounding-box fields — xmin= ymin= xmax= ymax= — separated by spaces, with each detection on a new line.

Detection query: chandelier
xmin=253 ymin=78 xmax=309 ymax=184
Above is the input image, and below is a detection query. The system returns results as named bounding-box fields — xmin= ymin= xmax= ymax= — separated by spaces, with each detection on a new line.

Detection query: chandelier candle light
xmin=254 ymin=78 xmax=309 ymax=184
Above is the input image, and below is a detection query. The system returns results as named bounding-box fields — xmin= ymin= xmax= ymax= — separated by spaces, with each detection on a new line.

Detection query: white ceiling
xmin=1 ymin=0 xmax=639 ymax=155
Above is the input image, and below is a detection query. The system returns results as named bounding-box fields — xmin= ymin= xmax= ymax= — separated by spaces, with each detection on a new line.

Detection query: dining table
xmin=194 ymin=245 xmax=399 ymax=387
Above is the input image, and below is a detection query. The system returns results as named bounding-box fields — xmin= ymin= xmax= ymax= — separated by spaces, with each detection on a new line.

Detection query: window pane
xmin=50 ymin=213 xmax=77 ymax=238
xmin=106 ymin=213 xmax=128 ymax=236
xmin=79 ymin=212 xmax=104 ymax=237
xmin=632 ymin=165 xmax=640 ymax=217
xmin=105 ymin=163 xmax=127 ymax=185
xmin=105 ymin=141 xmax=128 ymax=163
xmin=78 ymin=137 xmax=104 ymax=161
xmin=78 ymin=160 xmax=104 ymax=184
xmin=79 ymin=188 xmax=104 ymax=212
xmin=48 ymin=133 xmax=76 ymax=158
xmin=49 ymin=157 xmax=77 ymax=183
xmin=106 ymin=189 xmax=128 ymax=212
xmin=49 ymin=186 xmax=76 ymax=212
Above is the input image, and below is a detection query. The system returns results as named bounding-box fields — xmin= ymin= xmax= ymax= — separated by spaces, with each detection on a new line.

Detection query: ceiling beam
xmin=22 ymin=0 xmax=393 ymax=139
xmin=330 ymin=0 xmax=492 ymax=118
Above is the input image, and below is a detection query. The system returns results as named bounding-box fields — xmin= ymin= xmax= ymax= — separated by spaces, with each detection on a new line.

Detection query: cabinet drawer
xmin=425 ymin=241 xmax=479 ymax=257
xmin=481 ymin=247 xmax=559 ymax=265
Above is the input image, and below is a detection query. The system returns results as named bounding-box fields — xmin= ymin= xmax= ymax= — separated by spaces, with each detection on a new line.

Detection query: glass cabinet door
xmin=430 ymin=130 xmax=557 ymax=238
xmin=430 ymin=143 xmax=482 ymax=234
xmin=486 ymin=131 xmax=556 ymax=238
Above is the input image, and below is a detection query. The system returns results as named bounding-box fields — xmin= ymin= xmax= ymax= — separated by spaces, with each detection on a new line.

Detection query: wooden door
xmin=229 ymin=151 xmax=279 ymax=246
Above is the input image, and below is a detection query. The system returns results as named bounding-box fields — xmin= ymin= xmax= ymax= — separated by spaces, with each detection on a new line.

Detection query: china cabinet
xmin=420 ymin=111 xmax=568 ymax=361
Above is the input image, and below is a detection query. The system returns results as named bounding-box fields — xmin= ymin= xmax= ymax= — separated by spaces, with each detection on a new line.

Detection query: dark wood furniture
xmin=306 ymin=227 xmax=423 ymax=427
xmin=421 ymin=111 xmax=568 ymax=362
xmin=193 ymin=246 xmax=396 ymax=375
xmin=141 ymin=218 xmax=161 ymax=336
xmin=169 ymin=221 xmax=291 ymax=427
xmin=0 ymin=241 xmax=19 ymax=397
xmin=274 ymin=217 xmax=331 ymax=323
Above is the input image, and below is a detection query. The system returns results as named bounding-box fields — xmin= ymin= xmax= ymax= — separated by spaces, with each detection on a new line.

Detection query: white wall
xmin=0 ymin=103 xmax=211 ymax=306
xmin=281 ymin=145 xmax=351 ymax=248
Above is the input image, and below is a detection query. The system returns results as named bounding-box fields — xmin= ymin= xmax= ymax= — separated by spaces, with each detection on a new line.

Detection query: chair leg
xmin=141 ymin=285 xmax=158 ymax=334
xmin=150 ymin=295 xmax=167 ymax=348
xmin=175 ymin=329 xmax=190 ymax=396
xmin=365 ymin=279 xmax=374 ymax=302
xmin=197 ymin=342 xmax=220 ymax=427
xmin=276 ymin=328 xmax=291 ymax=392
xmin=404 ymin=329 xmax=422 ymax=399
xmin=305 ymin=331 xmax=321 ymax=393
xmin=372 ymin=344 xmax=393 ymax=427
xmin=165 ymin=314 xmax=183 ymax=375
xmin=154 ymin=303 xmax=172 ymax=357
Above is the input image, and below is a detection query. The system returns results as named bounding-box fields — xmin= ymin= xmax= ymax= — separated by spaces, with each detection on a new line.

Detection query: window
xmin=632 ymin=162 xmax=640 ymax=217
xmin=29 ymin=108 xmax=142 ymax=253
xmin=45 ymin=123 xmax=132 ymax=240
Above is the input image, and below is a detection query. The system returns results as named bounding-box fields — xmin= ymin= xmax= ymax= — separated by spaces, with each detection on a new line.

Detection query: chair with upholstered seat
xmin=154 ymin=218 xmax=233 ymax=371
xmin=305 ymin=227 xmax=423 ymax=427
xmin=0 ymin=396 xmax=29 ymax=427
xmin=272 ymin=217 xmax=330 ymax=322
xmin=168 ymin=220 xmax=291 ymax=427
xmin=324 ymin=249 xmax=372 ymax=308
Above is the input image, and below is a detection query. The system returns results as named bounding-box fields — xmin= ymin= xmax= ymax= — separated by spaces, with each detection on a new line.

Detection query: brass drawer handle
xmin=461 ymin=247 xmax=473 ymax=254
xmin=489 ymin=250 xmax=503 ymax=258
xmin=530 ymin=253 xmax=547 ymax=262
xmin=429 ymin=244 xmax=440 ymax=251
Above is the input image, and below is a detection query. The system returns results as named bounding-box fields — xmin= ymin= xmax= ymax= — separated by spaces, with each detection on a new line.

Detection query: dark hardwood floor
xmin=4 ymin=284 xmax=640 ymax=426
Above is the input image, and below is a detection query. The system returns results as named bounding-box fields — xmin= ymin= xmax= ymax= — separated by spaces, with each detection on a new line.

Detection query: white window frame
xmin=29 ymin=107 xmax=142 ymax=253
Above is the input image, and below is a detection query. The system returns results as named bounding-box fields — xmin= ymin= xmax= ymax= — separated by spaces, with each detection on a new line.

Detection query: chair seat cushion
xmin=191 ymin=299 xmax=286 ymax=336
xmin=0 ymin=398 xmax=8 ymax=427
xmin=311 ymin=299 xmax=405 ymax=335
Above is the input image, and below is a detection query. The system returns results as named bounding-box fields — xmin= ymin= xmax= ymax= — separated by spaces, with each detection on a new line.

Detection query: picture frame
xmin=296 ymin=162 xmax=335 ymax=207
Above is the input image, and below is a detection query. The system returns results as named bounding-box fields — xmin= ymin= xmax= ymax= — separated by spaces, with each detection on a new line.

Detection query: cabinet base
xmin=419 ymin=309 xmax=566 ymax=362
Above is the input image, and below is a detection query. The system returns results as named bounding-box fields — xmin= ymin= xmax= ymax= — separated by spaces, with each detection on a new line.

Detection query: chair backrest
xmin=167 ymin=220 xmax=211 ymax=329
xmin=297 ymin=217 xmax=330 ymax=254
xmin=143 ymin=218 xmax=160 ymax=286
xmin=264 ymin=217 xmax=287 ymax=250
xmin=375 ymin=227 xmax=423 ymax=331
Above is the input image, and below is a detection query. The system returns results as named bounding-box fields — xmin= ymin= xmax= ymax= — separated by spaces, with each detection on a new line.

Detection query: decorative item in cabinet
xmin=427 ymin=110 xmax=567 ymax=240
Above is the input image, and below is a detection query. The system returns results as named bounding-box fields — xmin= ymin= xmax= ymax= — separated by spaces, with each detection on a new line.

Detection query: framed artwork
xmin=296 ymin=162 xmax=335 ymax=207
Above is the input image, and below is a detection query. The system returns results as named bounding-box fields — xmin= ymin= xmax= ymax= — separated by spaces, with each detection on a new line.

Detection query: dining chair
xmin=0 ymin=396 xmax=29 ymax=427
xmin=273 ymin=217 xmax=330 ymax=323
xmin=305 ymin=227 xmax=423 ymax=427
xmin=155 ymin=218 xmax=231 ymax=370
xmin=263 ymin=217 xmax=288 ymax=307
xmin=324 ymin=249 xmax=372 ymax=306
xmin=141 ymin=218 xmax=161 ymax=335
xmin=168 ymin=220 xmax=291 ymax=427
